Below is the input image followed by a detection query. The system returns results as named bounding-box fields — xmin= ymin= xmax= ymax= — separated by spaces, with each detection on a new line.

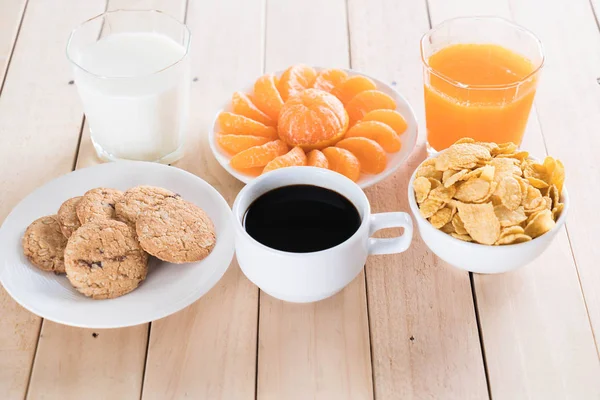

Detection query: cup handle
xmin=368 ymin=212 xmax=413 ymax=255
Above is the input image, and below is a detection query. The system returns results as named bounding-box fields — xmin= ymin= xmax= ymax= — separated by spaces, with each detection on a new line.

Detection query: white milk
xmin=73 ymin=32 xmax=190 ymax=162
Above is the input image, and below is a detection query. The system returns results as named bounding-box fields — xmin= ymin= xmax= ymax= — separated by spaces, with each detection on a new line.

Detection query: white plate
xmin=208 ymin=67 xmax=418 ymax=189
xmin=0 ymin=161 xmax=235 ymax=329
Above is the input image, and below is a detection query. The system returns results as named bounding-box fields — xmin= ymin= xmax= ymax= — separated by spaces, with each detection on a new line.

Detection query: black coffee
xmin=243 ymin=185 xmax=361 ymax=253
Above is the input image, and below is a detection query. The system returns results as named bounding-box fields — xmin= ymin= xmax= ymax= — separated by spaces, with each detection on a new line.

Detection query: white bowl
xmin=0 ymin=161 xmax=235 ymax=328
xmin=407 ymin=157 xmax=569 ymax=274
xmin=208 ymin=67 xmax=418 ymax=189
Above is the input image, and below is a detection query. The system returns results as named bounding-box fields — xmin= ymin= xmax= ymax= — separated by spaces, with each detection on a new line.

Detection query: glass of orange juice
xmin=421 ymin=17 xmax=544 ymax=152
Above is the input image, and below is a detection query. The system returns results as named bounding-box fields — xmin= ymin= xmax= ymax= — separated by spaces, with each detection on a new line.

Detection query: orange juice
xmin=424 ymin=43 xmax=538 ymax=151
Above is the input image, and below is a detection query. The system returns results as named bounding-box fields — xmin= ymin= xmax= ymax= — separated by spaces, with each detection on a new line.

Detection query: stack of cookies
xmin=22 ymin=186 xmax=217 ymax=300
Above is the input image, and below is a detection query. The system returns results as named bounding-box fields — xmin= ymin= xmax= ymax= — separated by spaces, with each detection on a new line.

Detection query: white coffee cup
xmin=232 ymin=167 xmax=413 ymax=303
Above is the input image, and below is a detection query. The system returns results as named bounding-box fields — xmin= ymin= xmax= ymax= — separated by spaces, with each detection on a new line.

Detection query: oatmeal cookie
xmin=76 ymin=188 xmax=123 ymax=224
xmin=57 ymin=196 xmax=82 ymax=238
xmin=136 ymin=197 xmax=216 ymax=263
xmin=115 ymin=185 xmax=180 ymax=224
xmin=64 ymin=219 xmax=148 ymax=299
xmin=22 ymin=215 xmax=67 ymax=273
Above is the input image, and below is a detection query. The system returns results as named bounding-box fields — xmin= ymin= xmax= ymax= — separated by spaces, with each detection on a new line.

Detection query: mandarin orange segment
xmin=361 ymin=109 xmax=407 ymax=135
xmin=278 ymin=65 xmax=317 ymax=101
xmin=336 ymin=137 xmax=386 ymax=174
xmin=278 ymin=88 xmax=349 ymax=150
xmin=218 ymin=112 xmax=278 ymax=139
xmin=230 ymin=140 xmax=289 ymax=170
xmin=217 ymin=134 xmax=272 ymax=155
xmin=345 ymin=121 xmax=401 ymax=152
xmin=253 ymin=74 xmax=284 ymax=121
xmin=306 ymin=149 xmax=329 ymax=168
xmin=231 ymin=92 xmax=276 ymax=127
xmin=331 ymin=75 xmax=377 ymax=104
xmin=313 ymin=69 xmax=348 ymax=93
xmin=345 ymin=90 xmax=397 ymax=125
xmin=263 ymin=146 xmax=307 ymax=174
xmin=237 ymin=166 xmax=265 ymax=177
xmin=322 ymin=147 xmax=361 ymax=182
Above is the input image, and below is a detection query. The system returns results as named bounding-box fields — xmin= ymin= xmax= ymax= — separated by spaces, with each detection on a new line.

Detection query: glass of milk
xmin=67 ymin=10 xmax=191 ymax=163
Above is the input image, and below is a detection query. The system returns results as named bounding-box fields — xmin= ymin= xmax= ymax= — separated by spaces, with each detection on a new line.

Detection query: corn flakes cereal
xmin=413 ymin=139 xmax=565 ymax=245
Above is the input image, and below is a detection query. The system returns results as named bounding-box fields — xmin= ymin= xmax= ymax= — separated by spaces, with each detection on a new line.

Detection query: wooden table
xmin=1 ymin=0 xmax=600 ymax=399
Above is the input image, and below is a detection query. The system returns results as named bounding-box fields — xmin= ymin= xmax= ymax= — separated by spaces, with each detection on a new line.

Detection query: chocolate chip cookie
xmin=115 ymin=185 xmax=180 ymax=224
xmin=22 ymin=215 xmax=67 ymax=273
xmin=136 ymin=197 xmax=216 ymax=263
xmin=57 ymin=196 xmax=82 ymax=238
xmin=64 ymin=219 xmax=148 ymax=299
xmin=76 ymin=188 xmax=123 ymax=224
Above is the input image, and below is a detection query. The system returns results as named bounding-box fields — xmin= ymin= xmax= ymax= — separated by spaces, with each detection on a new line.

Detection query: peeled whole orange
xmin=278 ymin=88 xmax=349 ymax=150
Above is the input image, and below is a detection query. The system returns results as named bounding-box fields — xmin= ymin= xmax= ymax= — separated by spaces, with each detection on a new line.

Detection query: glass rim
xmin=66 ymin=9 xmax=191 ymax=80
xmin=420 ymin=16 xmax=545 ymax=90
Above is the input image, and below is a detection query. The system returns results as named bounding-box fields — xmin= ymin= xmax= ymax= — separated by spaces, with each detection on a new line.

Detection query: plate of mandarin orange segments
xmin=209 ymin=65 xmax=418 ymax=188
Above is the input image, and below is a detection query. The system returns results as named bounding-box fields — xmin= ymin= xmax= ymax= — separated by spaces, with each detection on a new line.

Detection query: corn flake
xmin=499 ymin=225 xmax=525 ymax=238
xmin=494 ymin=205 xmax=527 ymax=227
xmin=494 ymin=176 xmax=522 ymax=210
xmin=435 ymin=143 xmax=491 ymax=171
xmin=419 ymin=198 xmax=445 ymax=219
xmin=524 ymin=209 xmax=555 ymax=238
xmin=428 ymin=184 xmax=456 ymax=204
xmin=451 ymin=233 xmax=473 ymax=242
xmin=495 ymin=233 xmax=532 ymax=245
xmin=456 ymin=202 xmax=501 ymax=245
xmin=454 ymin=178 xmax=491 ymax=203
xmin=452 ymin=213 xmax=468 ymax=235
xmin=440 ymin=222 xmax=456 ymax=234
xmin=413 ymin=176 xmax=431 ymax=204
xmin=443 ymin=169 xmax=469 ymax=187
xmin=416 ymin=159 xmax=443 ymax=181
xmin=430 ymin=207 xmax=454 ymax=229
xmin=552 ymin=203 xmax=564 ymax=220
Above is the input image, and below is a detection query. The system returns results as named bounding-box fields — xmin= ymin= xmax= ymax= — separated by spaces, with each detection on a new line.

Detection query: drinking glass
xmin=421 ymin=17 xmax=544 ymax=153
xmin=67 ymin=10 xmax=191 ymax=163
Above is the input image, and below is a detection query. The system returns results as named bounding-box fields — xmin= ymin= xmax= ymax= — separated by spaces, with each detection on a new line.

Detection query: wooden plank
xmin=0 ymin=0 xmax=27 ymax=83
xmin=519 ymin=0 xmax=600 ymax=360
xmin=25 ymin=2 xmax=186 ymax=400
xmin=139 ymin=0 xmax=263 ymax=398
xmin=346 ymin=0 xmax=489 ymax=398
xmin=0 ymin=1 xmax=105 ymax=399
xmin=256 ymin=1 xmax=373 ymax=400
xmin=0 ymin=4 xmax=31 ymax=399
xmin=425 ymin=0 xmax=600 ymax=398
xmin=27 ymin=327 xmax=148 ymax=400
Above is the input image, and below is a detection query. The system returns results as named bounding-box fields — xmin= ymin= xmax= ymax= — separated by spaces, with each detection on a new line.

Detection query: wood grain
xmin=0 ymin=4 xmax=31 ymax=398
xmin=347 ymin=0 xmax=489 ymax=398
xmin=0 ymin=1 xmax=104 ymax=399
xmin=425 ymin=0 xmax=600 ymax=397
xmin=26 ymin=2 xmax=186 ymax=400
xmin=0 ymin=0 xmax=27 ymax=82
xmin=27 ymin=326 xmax=148 ymax=400
xmin=516 ymin=0 xmax=600 ymax=359
xmin=256 ymin=1 xmax=373 ymax=400
xmin=139 ymin=0 xmax=263 ymax=398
